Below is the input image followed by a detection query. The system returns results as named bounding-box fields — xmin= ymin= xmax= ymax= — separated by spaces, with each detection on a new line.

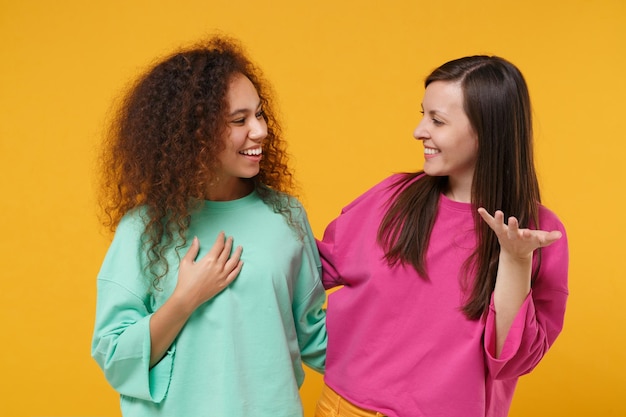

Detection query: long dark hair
xmin=98 ymin=35 xmax=295 ymax=287
xmin=378 ymin=56 xmax=541 ymax=319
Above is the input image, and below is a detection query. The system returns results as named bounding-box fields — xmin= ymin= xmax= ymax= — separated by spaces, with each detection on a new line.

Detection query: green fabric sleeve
xmin=91 ymin=278 xmax=174 ymax=402
xmin=291 ymin=205 xmax=327 ymax=373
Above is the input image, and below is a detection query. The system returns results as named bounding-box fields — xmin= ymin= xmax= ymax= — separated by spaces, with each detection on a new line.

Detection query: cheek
xmin=222 ymin=130 xmax=244 ymax=150
xmin=215 ymin=137 xmax=236 ymax=164
xmin=467 ymin=142 xmax=479 ymax=163
xmin=464 ymin=129 xmax=479 ymax=156
xmin=457 ymin=137 xmax=478 ymax=166
xmin=472 ymin=139 xmax=479 ymax=157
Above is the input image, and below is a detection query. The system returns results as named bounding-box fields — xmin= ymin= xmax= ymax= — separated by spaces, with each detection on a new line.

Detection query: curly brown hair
xmin=98 ymin=35 xmax=296 ymax=287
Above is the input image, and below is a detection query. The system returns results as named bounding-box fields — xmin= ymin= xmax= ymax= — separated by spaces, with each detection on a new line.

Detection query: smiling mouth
xmin=240 ymin=148 xmax=262 ymax=156
xmin=424 ymin=148 xmax=440 ymax=155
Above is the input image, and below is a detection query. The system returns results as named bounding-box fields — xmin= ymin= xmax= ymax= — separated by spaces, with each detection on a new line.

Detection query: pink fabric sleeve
xmin=317 ymin=218 xmax=345 ymax=289
xmin=484 ymin=221 xmax=569 ymax=380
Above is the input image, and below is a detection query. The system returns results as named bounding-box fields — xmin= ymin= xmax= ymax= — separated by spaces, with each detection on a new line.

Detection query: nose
xmin=248 ymin=118 xmax=268 ymax=141
xmin=413 ymin=117 xmax=428 ymax=141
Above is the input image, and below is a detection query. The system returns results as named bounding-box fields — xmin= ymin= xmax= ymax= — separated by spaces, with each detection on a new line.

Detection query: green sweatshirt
xmin=91 ymin=190 xmax=327 ymax=416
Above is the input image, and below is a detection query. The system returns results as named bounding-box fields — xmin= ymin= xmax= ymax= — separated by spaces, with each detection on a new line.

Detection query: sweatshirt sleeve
xmin=91 ymin=215 xmax=174 ymax=402
xmin=317 ymin=217 xmax=346 ymax=289
xmin=484 ymin=212 xmax=569 ymax=380
xmin=316 ymin=176 xmax=394 ymax=290
xmin=91 ymin=279 xmax=174 ymax=402
xmin=292 ymin=208 xmax=328 ymax=373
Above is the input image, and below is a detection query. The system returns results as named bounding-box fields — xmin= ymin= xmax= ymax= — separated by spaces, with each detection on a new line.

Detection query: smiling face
xmin=413 ymin=80 xmax=478 ymax=199
xmin=209 ymin=73 xmax=268 ymax=200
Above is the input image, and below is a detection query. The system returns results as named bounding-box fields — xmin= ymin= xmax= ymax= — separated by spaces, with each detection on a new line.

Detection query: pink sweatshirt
xmin=318 ymin=174 xmax=569 ymax=417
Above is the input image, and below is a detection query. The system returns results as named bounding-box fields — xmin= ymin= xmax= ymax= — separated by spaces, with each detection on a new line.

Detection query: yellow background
xmin=1 ymin=0 xmax=624 ymax=416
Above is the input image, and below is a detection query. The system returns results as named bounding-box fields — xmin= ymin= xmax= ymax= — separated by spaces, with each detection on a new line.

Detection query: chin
xmin=239 ymin=172 xmax=260 ymax=180
xmin=422 ymin=167 xmax=443 ymax=177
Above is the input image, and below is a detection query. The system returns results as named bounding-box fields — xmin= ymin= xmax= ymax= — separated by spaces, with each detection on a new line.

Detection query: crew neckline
xmin=439 ymin=192 xmax=472 ymax=212
xmin=202 ymin=189 xmax=259 ymax=211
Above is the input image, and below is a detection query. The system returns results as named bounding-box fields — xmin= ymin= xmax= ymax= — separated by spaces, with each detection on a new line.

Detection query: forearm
xmin=492 ymin=251 xmax=532 ymax=357
xmin=149 ymin=292 xmax=196 ymax=367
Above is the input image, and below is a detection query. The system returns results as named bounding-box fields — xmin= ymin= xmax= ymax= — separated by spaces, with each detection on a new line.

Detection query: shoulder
xmin=116 ymin=208 xmax=148 ymax=234
xmin=270 ymin=190 xmax=307 ymax=218
xmin=341 ymin=172 xmax=421 ymax=214
xmin=100 ymin=208 xmax=148 ymax=272
xmin=537 ymin=204 xmax=566 ymax=234
xmin=533 ymin=204 xmax=569 ymax=294
xmin=255 ymin=188 xmax=312 ymax=233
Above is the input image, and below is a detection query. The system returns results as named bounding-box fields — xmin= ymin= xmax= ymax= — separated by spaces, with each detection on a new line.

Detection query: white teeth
xmin=240 ymin=148 xmax=262 ymax=156
xmin=424 ymin=148 xmax=440 ymax=155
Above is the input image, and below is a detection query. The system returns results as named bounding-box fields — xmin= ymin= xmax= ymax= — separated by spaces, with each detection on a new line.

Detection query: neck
xmin=446 ymin=177 xmax=472 ymax=203
xmin=204 ymin=178 xmax=254 ymax=201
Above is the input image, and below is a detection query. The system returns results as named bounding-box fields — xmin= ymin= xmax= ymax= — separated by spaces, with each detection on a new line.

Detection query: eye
xmin=432 ymin=118 xmax=444 ymax=126
xmin=255 ymin=109 xmax=266 ymax=119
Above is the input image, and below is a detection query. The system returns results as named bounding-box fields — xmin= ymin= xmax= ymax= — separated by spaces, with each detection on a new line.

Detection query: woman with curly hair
xmin=91 ymin=36 xmax=326 ymax=417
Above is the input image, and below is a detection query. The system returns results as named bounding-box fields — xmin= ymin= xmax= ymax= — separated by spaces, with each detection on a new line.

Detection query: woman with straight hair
xmin=91 ymin=35 xmax=327 ymax=417
xmin=315 ymin=56 xmax=568 ymax=417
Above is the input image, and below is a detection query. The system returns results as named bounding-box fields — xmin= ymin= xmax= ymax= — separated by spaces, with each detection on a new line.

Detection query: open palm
xmin=477 ymin=208 xmax=562 ymax=259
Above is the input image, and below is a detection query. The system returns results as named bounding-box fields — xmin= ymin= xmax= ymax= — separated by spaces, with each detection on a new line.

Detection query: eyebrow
xmin=421 ymin=104 xmax=449 ymax=117
xmin=228 ymin=102 xmax=263 ymax=117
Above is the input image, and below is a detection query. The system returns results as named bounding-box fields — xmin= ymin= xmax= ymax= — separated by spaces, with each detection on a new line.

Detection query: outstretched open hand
xmin=477 ymin=208 xmax=562 ymax=260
